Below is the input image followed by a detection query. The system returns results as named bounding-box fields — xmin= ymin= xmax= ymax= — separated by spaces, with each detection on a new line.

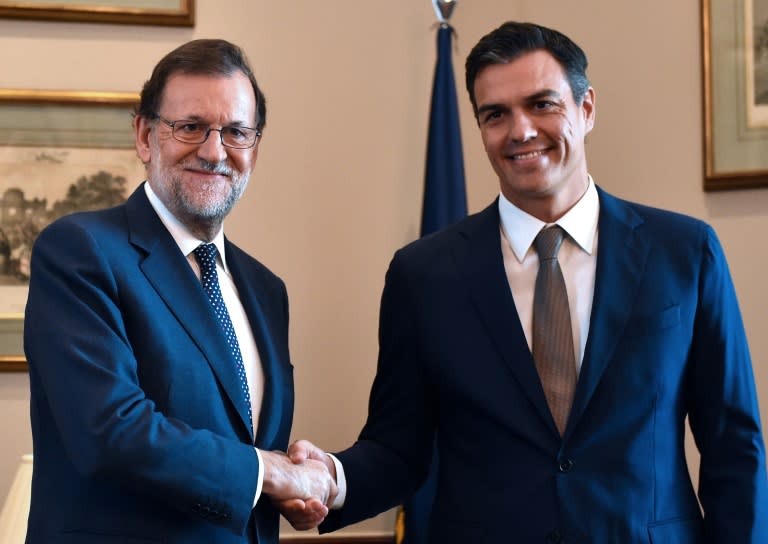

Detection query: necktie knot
xmin=193 ymin=243 xmax=218 ymax=272
xmin=534 ymin=226 xmax=565 ymax=261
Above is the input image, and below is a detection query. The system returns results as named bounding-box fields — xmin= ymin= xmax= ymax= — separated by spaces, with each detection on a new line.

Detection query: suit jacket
xmin=322 ymin=187 xmax=768 ymax=543
xmin=24 ymin=185 xmax=294 ymax=544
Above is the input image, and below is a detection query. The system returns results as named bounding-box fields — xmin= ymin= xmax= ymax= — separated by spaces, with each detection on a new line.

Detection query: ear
xmin=248 ymin=135 xmax=262 ymax=171
xmin=134 ymin=115 xmax=153 ymax=164
xmin=581 ymin=87 xmax=596 ymax=134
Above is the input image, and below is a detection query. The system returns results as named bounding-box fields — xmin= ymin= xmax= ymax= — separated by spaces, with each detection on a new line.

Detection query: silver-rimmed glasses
xmin=154 ymin=115 xmax=261 ymax=149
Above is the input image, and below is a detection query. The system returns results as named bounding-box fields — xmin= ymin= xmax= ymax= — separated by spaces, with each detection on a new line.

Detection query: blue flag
xmin=398 ymin=23 xmax=466 ymax=544
xmin=420 ymin=24 xmax=467 ymax=237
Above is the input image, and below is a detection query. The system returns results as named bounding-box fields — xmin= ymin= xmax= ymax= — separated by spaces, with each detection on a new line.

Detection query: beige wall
xmin=1 ymin=0 xmax=767 ymax=539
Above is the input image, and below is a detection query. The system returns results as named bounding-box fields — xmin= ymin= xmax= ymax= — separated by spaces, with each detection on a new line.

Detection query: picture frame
xmin=0 ymin=318 xmax=24 ymax=372
xmin=0 ymin=89 xmax=143 ymax=371
xmin=0 ymin=0 xmax=194 ymax=27
xmin=703 ymin=0 xmax=768 ymax=190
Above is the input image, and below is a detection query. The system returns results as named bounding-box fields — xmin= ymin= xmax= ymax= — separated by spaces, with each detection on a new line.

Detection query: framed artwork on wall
xmin=0 ymin=0 xmax=194 ymax=27
xmin=703 ymin=0 xmax=768 ymax=190
xmin=0 ymin=89 xmax=143 ymax=371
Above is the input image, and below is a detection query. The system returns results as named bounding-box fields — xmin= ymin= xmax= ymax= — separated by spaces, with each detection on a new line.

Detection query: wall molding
xmin=280 ymin=536 xmax=393 ymax=544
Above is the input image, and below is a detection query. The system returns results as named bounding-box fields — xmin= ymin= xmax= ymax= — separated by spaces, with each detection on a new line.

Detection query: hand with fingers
xmin=270 ymin=440 xmax=338 ymax=530
xmin=260 ymin=447 xmax=337 ymax=530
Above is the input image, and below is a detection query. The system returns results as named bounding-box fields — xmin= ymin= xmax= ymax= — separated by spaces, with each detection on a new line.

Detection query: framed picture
xmin=0 ymin=89 xmax=144 ymax=371
xmin=0 ymin=0 xmax=194 ymax=27
xmin=703 ymin=0 xmax=768 ymax=190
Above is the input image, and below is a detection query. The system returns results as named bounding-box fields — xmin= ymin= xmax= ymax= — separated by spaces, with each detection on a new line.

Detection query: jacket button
xmin=558 ymin=458 xmax=574 ymax=473
xmin=546 ymin=530 xmax=562 ymax=544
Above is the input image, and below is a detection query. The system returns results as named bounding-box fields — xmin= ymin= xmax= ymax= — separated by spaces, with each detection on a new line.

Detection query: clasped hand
xmin=262 ymin=440 xmax=335 ymax=530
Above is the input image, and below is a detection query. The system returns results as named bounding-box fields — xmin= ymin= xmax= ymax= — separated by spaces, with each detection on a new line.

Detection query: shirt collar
xmin=144 ymin=182 xmax=229 ymax=272
xmin=498 ymin=176 xmax=599 ymax=263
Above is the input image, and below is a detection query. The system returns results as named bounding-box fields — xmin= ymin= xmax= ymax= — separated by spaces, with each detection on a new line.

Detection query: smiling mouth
xmin=188 ymin=168 xmax=227 ymax=175
xmin=509 ymin=149 xmax=546 ymax=160
xmin=182 ymin=159 xmax=233 ymax=178
xmin=183 ymin=167 xmax=234 ymax=182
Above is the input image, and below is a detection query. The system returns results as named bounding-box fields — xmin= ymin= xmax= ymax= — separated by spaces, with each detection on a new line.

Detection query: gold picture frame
xmin=0 ymin=89 xmax=142 ymax=372
xmin=0 ymin=0 xmax=194 ymax=27
xmin=0 ymin=317 xmax=24 ymax=372
xmin=703 ymin=0 xmax=768 ymax=190
xmin=0 ymin=356 xmax=26 ymax=371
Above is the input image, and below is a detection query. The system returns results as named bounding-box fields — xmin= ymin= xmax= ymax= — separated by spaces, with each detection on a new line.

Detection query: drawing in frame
xmin=0 ymin=89 xmax=144 ymax=371
xmin=703 ymin=0 xmax=768 ymax=190
xmin=0 ymin=0 xmax=194 ymax=27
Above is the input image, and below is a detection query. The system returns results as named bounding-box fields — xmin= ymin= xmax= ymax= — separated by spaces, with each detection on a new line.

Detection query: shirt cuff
xmin=327 ymin=453 xmax=347 ymax=509
xmin=253 ymin=447 xmax=265 ymax=508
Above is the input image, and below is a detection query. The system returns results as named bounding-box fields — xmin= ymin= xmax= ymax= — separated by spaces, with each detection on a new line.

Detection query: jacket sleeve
xmin=322 ymin=250 xmax=436 ymax=531
xmin=687 ymin=224 xmax=768 ymax=542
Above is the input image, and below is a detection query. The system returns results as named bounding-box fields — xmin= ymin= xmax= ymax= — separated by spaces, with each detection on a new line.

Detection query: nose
xmin=509 ymin=110 xmax=537 ymax=143
xmin=196 ymin=128 xmax=228 ymax=163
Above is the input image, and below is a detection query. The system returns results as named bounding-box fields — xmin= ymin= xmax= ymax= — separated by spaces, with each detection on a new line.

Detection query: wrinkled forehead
xmin=158 ymin=71 xmax=257 ymax=122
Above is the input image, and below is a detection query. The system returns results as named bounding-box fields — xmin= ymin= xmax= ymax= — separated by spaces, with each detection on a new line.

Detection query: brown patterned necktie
xmin=532 ymin=226 xmax=577 ymax=436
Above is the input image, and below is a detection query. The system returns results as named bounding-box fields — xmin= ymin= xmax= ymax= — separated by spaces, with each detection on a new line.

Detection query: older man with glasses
xmin=23 ymin=39 xmax=335 ymax=544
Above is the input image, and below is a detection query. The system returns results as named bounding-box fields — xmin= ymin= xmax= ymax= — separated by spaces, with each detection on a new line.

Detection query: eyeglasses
xmin=154 ymin=115 xmax=261 ymax=149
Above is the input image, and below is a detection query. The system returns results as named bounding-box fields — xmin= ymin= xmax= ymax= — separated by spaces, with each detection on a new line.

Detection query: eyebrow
xmin=526 ymin=89 xmax=564 ymax=102
xmin=476 ymin=89 xmax=564 ymax=116
xmin=172 ymin=115 xmax=253 ymax=127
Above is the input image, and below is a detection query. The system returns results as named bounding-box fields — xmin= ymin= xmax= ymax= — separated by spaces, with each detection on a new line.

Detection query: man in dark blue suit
xmin=24 ymin=39 xmax=335 ymax=544
xmin=281 ymin=21 xmax=768 ymax=542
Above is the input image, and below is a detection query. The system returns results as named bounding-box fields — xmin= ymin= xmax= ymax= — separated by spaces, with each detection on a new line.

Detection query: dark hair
xmin=465 ymin=22 xmax=589 ymax=116
xmin=137 ymin=39 xmax=266 ymax=131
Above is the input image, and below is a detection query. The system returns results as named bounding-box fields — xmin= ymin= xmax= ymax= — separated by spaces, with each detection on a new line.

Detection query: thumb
xmin=287 ymin=439 xmax=313 ymax=464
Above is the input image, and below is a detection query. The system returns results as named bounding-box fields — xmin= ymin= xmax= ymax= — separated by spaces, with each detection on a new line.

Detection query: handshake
xmin=261 ymin=440 xmax=337 ymax=530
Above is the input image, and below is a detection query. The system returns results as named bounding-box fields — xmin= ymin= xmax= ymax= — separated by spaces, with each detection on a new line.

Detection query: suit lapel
xmin=455 ymin=201 xmax=557 ymax=432
xmin=567 ymin=188 xmax=649 ymax=432
xmin=125 ymin=186 xmax=255 ymax=440
xmin=225 ymin=244 xmax=287 ymax=449
xmin=455 ymin=190 xmax=651 ymax=438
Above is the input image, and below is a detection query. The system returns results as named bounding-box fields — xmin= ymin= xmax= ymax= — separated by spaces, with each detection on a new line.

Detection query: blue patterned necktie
xmin=532 ymin=226 xmax=577 ymax=436
xmin=193 ymin=243 xmax=253 ymax=432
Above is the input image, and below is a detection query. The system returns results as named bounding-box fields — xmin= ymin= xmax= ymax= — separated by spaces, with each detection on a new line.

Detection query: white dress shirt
xmin=498 ymin=177 xmax=599 ymax=371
